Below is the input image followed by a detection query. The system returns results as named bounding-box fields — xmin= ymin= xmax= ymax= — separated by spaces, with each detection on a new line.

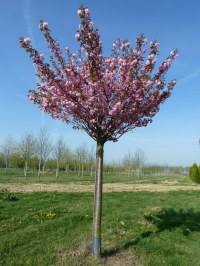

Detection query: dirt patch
xmin=1 ymin=183 xmax=200 ymax=193
xmin=60 ymin=242 xmax=140 ymax=266
xmin=103 ymin=251 xmax=140 ymax=266
xmin=162 ymin=180 xmax=178 ymax=185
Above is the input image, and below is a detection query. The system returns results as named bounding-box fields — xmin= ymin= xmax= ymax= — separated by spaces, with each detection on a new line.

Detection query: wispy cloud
xmin=22 ymin=0 xmax=45 ymax=125
xmin=22 ymin=0 xmax=35 ymax=43
xmin=177 ymin=68 xmax=200 ymax=86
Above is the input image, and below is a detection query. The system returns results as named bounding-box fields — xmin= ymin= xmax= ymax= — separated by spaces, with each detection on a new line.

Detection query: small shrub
xmin=189 ymin=163 xmax=200 ymax=183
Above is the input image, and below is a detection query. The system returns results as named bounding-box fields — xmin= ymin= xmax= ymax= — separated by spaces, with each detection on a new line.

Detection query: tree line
xmin=0 ymin=127 xmax=95 ymax=178
xmin=0 ymin=127 xmax=187 ymax=178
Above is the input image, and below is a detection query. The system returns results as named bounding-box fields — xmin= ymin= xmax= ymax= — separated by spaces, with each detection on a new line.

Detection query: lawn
xmin=1 ymin=189 xmax=200 ymax=265
xmin=0 ymin=168 xmax=192 ymax=186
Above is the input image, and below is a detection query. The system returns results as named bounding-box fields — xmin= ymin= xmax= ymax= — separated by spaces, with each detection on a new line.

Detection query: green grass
xmin=1 ymin=189 xmax=200 ymax=265
xmin=0 ymin=168 xmax=192 ymax=185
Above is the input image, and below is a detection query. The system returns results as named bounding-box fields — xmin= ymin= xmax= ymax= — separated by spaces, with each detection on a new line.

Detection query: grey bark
xmin=92 ymin=140 xmax=104 ymax=258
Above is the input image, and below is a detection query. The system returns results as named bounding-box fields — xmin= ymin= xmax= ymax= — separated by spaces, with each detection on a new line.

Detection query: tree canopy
xmin=20 ymin=5 xmax=178 ymax=145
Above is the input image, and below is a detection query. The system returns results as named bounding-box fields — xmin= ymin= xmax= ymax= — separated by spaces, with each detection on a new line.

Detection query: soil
xmin=103 ymin=251 xmax=140 ymax=266
xmin=1 ymin=183 xmax=200 ymax=193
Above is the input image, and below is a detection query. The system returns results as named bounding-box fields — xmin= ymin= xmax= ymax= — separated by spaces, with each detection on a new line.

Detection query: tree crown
xmin=20 ymin=5 xmax=178 ymax=144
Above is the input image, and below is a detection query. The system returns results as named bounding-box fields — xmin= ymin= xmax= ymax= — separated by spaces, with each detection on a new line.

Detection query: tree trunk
xmin=56 ymin=160 xmax=59 ymax=179
xmin=92 ymin=140 xmax=104 ymax=258
xmin=82 ymin=163 xmax=84 ymax=177
xmin=78 ymin=164 xmax=81 ymax=177
xmin=4 ymin=157 xmax=8 ymax=174
xmin=137 ymin=167 xmax=139 ymax=179
xmin=24 ymin=160 xmax=28 ymax=178
xmin=65 ymin=163 xmax=68 ymax=175
xmin=38 ymin=159 xmax=41 ymax=181
xmin=42 ymin=163 xmax=45 ymax=176
xmin=90 ymin=165 xmax=93 ymax=177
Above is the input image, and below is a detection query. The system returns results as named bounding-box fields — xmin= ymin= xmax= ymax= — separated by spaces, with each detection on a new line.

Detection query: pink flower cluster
xmin=77 ymin=7 xmax=90 ymax=18
xmin=39 ymin=21 xmax=48 ymax=30
xmin=23 ymin=38 xmax=31 ymax=45
xmin=20 ymin=6 xmax=178 ymax=143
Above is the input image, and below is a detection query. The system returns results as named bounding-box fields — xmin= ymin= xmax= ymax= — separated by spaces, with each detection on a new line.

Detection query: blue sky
xmin=0 ymin=0 xmax=200 ymax=166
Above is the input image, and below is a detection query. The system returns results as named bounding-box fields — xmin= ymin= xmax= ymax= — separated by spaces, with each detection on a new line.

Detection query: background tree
xmin=20 ymin=5 xmax=178 ymax=258
xmin=0 ymin=152 xmax=4 ymax=168
xmin=62 ymin=146 xmax=71 ymax=175
xmin=133 ymin=148 xmax=146 ymax=179
xmin=18 ymin=133 xmax=36 ymax=178
xmin=36 ymin=127 xmax=52 ymax=179
xmin=53 ymin=136 xmax=66 ymax=179
xmin=88 ymin=146 xmax=95 ymax=177
xmin=75 ymin=143 xmax=89 ymax=177
xmin=1 ymin=136 xmax=16 ymax=173
xmin=122 ymin=152 xmax=134 ymax=177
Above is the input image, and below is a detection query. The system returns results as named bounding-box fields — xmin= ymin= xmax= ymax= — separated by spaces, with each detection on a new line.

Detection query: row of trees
xmin=0 ymin=129 xmax=188 ymax=178
xmin=122 ymin=148 xmax=146 ymax=178
xmin=0 ymin=128 xmax=146 ymax=178
xmin=0 ymin=127 xmax=96 ymax=178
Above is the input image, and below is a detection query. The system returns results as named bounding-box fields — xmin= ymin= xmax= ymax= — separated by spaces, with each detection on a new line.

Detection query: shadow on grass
xmin=102 ymin=247 xmax=121 ymax=258
xmin=144 ymin=208 xmax=200 ymax=233
xmin=102 ymin=231 xmax=153 ymax=259
xmin=102 ymin=208 xmax=200 ymax=258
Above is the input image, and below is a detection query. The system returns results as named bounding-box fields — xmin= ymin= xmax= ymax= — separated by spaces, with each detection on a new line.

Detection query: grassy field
xmin=1 ymin=189 xmax=200 ymax=265
xmin=0 ymin=168 xmax=192 ymax=186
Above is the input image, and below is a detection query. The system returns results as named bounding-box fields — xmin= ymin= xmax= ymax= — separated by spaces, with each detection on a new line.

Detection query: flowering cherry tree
xmin=20 ymin=5 xmax=178 ymax=258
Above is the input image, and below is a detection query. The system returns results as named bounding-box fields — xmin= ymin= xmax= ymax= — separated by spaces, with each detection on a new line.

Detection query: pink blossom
xmin=77 ymin=9 xmax=83 ymax=16
xmin=23 ymin=38 xmax=31 ymax=45
xmin=89 ymin=21 xmax=94 ymax=30
xmin=148 ymin=54 xmax=154 ymax=59
xmin=152 ymin=58 xmax=156 ymax=64
xmin=75 ymin=33 xmax=80 ymax=40
xmin=120 ymin=44 xmax=125 ymax=50
xmin=145 ymin=60 xmax=151 ymax=66
xmin=39 ymin=22 xmax=47 ymax=31
xmin=39 ymin=54 xmax=44 ymax=61
xmin=150 ymin=41 xmax=159 ymax=48
xmin=85 ymin=8 xmax=90 ymax=17
xmin=28 ymin=94 xmax=35 ymax=100
xmin=163 ymin=62 xmax=169 ymax=69
xmin=43 ymin=22 xmax=48 ymax=28
xmin=143 ymin=38 xmax=147 ymax=45
xmin=125 ymin=42 xmax=130 ymax=47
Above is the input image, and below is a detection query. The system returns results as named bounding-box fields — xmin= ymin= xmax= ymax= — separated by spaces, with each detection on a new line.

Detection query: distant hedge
xmin=189 ymin=163 xmax=200 ymax=183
